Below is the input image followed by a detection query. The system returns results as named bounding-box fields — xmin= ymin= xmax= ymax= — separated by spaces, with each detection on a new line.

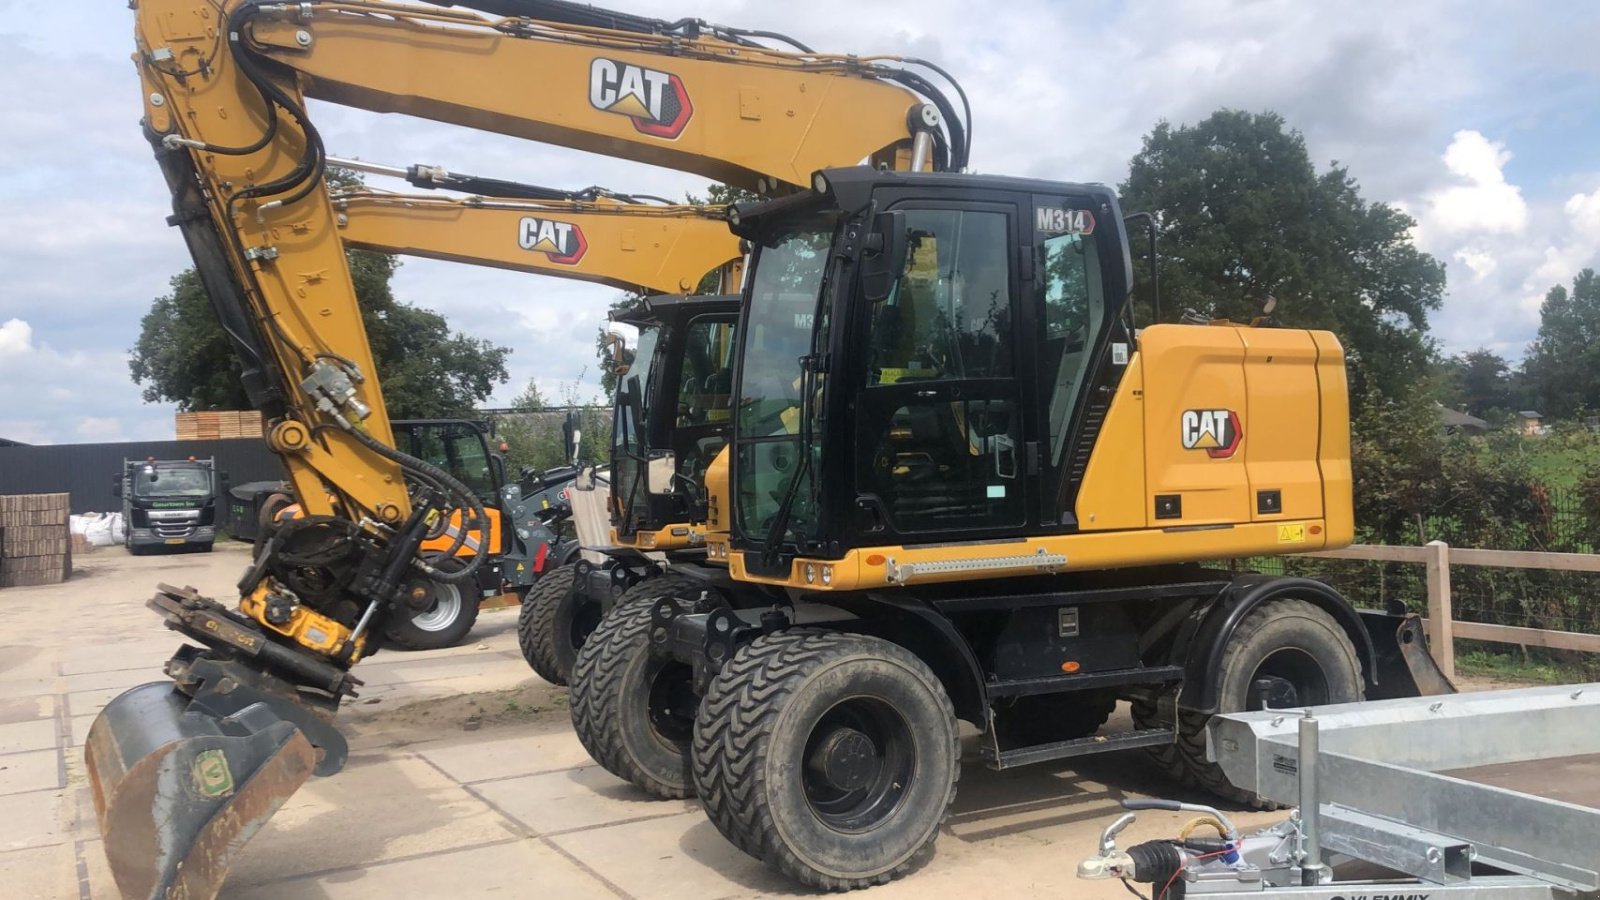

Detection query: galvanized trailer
xmin=1081 ymin=684 xmax=1600 ymax=898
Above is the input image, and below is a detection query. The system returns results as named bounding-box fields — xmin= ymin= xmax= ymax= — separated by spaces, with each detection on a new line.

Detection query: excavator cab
xmin=609 ymin=293 xmax=741 ymax=546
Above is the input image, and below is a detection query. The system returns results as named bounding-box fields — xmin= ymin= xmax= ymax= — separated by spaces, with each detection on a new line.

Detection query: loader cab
xmin=727 ymin=168 xmax=1135 ymax=572
xmin=609 ymin=293 xmax=741 ymax=540
xmin=391 ymin=419 xmax=502 ymax=504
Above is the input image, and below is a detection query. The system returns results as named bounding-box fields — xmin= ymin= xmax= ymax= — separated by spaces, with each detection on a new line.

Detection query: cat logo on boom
xmin=518 ymin=217 xmax=587 ymax=265
xmin=589 ymin=58 xmax=694 ymax=139
xmin=1181 ymin=409 xmax=1243 ymax=459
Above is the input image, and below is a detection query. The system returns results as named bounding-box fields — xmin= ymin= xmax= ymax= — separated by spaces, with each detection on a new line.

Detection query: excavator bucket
xmin=84 ymin=682 xmax=315 ymax=900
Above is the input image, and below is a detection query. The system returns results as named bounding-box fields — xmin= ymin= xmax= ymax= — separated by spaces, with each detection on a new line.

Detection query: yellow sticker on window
xmin=1277 ymin=523 xmax=1306 ymax=544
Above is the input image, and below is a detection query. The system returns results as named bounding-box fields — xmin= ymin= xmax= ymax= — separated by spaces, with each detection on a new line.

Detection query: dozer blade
xmin=85 ymin=682 xmax=316 ymax=900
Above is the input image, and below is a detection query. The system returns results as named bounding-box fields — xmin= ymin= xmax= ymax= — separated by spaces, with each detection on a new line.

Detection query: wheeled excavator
xmin=98 ymin=1 xmax=970 ymax=897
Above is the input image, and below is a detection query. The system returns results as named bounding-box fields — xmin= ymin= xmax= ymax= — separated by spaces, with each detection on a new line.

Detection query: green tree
xmin=130 ymin=250 xmax=511 ymax=419
xmin=1120 ymin=110 xmax=1446 ymax=402
xmin=1446 ymin=348 xmax=1512 ymax=418
xmin=1523 ymin=269 xmax=1600 ymax=419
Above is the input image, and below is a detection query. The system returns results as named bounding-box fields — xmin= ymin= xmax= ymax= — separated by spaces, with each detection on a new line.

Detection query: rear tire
xmin=383 ymin=574 xmax=481 ymax=651
xmin=692 ymin=630 xmax=959 ymax=890
xmin=518 ymin=565 xmax=596 ymax=686
xmin=568 ymin=573 xmax=710 ymax=799
xmin=1155 ymin=597 xmax=1363 ymax=807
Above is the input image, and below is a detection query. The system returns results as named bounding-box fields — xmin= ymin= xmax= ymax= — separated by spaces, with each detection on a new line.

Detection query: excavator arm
xmin=93 ymin=3 xmax=968 ymax=896
xmin=331 ymin=183 xmax=740 ymax=294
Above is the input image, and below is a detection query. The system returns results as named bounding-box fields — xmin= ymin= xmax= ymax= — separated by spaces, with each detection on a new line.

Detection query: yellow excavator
xmin=98 ymin=2 xmax=970 ymax=897
xmin=320 ymin=156 xmax=749 ymax=667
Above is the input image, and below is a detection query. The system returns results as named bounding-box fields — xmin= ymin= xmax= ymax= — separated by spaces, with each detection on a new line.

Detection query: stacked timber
xmin=176 ymin=410 xmax=263 ymax=440
xmin=0 ymin=493 xmax=71 ymax=588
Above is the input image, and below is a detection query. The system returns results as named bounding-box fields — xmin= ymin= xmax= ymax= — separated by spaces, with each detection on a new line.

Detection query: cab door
xmin=851 ymin=202 xmax=1030 ymax=542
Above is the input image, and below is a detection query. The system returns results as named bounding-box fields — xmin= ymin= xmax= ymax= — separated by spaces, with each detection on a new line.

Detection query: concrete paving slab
xmin=0 ymin=788 xmax=66 ymax=850
xmin=0 ymin=696 xmax=54 ymax=725
xmin=69 ymin=714 xmax=96 ymax=748
xmin=0 ymin=679 xmax=57 ymax=702
xmin=61 ymin=667 xmax=163 ymax=694
xmin=229 ymin=837 xmax=618 ymax=900
xmin=416 ymin=726 xmax=594 ymax=784
xmin=0 ymin=842 xmax=79 ymax=900
xmin=225 ymin=752 xmax=518 ymax=888
xmin=549 ymin=812 xmax=793 ymax=900
xmin=0 ymin=718 xmax=58 ymax=755
xmin=0 ymin=749 xmax=62 ymax=795
xmin=472 ymin=764 xmax=696 ymax=835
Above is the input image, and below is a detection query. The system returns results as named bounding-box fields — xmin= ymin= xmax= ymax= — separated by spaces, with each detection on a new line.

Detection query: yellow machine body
xmin=723 ymin=323 xmax=1354 ymax=591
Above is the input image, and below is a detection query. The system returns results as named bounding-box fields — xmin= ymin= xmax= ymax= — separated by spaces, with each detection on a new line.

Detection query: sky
xmin=3 ymin=0 xmax=1600 ymax=444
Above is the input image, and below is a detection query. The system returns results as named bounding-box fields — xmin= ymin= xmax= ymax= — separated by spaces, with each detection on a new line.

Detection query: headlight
xmin=820 ymin=565 xmax=833 ymax=586
xmin=803 ymin=563 xmax=816 ymax=584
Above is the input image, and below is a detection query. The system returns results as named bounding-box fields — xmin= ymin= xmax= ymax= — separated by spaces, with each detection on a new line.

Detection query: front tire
xmin=692 ymin=630 xmax=959 ymax=890
xmin=383 ymin=574 xmax=481 ymax=651
xmin=518 ymin=565 xmax=599 ymax=685
xmin=568 ymin=573 xmax=710 ymax=799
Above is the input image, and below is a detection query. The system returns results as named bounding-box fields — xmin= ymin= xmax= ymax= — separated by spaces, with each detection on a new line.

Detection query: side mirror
xmin=219 ymin=471 xmax=231 ymax=491
xmin=605 ymin=333 xmax=632 ymax=375
xmin=575 ymin=466 xmax=596 ymax=492
xmin=861 ymin=210 xmax=908 ymax=302
xmin=563 ymin=410 xmax=582 ymax=465
xmin=111 ymin=476 xmax=121 ymax=499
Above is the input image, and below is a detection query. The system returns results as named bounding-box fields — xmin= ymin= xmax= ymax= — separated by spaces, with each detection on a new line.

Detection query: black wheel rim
xmin=645 ymin=660 xmax=697 ymax=748
xmin=801 ymin=698 xmax=915 ymax=833
xmin=1246 ymin=648 xmax=1332 ymax=710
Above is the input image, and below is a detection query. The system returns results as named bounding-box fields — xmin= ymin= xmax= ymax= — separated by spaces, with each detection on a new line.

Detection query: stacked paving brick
xmin=176 ymin=410 xmax=263 ymax=440
xmin=0 ymin=493 xmax=71 ymax=588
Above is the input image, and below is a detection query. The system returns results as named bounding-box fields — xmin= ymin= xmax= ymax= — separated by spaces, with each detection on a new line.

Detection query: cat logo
xmin=518 ymin=216 xmax=587 ymax=265
xmin=1181 ymin=409 xmax=1243 ymax=459
xmin=589 ymin=58 xmax=694 ymax=139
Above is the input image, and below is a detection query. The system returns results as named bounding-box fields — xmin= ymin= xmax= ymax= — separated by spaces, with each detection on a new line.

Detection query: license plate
xmin=165 ymin=538 xmax=186 ymax=545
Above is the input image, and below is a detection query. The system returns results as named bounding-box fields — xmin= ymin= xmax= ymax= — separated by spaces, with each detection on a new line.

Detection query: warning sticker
xmin=1277 ymin=523 xmax=1306 ymax=544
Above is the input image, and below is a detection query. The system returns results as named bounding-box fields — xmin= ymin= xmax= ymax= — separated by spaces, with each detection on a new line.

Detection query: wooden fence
xmin=1305 ymin=542 xmax=1600 ymax=680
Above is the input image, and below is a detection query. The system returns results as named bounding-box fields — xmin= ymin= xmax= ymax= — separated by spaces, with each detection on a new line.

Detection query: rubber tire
xmin=518 ymin=564 xmax=585 ymax=686
xmin=382 ymin=575 xmax=481 ymax=651
xmin=692 ymin=630 xmax=960 ymax=890
xmin=257 ymin=492 xmax=291 ymax=540
xmin=1140 ymin=597 xmax=1363 ymax=808
xmin=992 ymin=689 xmax=1117 ymax=747
xmin=568 ymin=573 xmax=710 ymax=799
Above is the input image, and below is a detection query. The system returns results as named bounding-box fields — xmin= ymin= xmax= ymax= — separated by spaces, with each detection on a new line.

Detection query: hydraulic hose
xmin=344 ymin=425 xmax=488 ymax=586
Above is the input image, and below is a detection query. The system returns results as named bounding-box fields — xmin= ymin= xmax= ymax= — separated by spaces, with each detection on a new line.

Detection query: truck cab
xmin=115 ymin=456 xmax=224 ymax=553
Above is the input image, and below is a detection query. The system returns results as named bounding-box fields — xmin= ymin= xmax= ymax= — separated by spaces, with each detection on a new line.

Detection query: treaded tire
xmin=568 ymin=572 xmax=710 ymax=799
xmin=382 ymin=573 xmax=480 ymax=651
xmin=518 ymin=565 xmax=583 ymax=685
xmin=692 ymin=629 xmax=960 ymax=891
xmin=1161 ymin=597 xmax=1363 ymax=808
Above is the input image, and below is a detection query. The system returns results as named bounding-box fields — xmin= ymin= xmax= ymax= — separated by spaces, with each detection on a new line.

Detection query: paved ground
xmin=0 ymin=542 xmax=1480 ymax=899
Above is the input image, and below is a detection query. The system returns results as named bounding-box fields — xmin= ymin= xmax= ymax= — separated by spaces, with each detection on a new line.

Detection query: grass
xmin=1455 ymin=644 xmax=1599 ymax=685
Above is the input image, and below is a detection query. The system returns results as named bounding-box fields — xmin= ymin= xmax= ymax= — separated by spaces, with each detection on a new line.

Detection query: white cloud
xmin=0 ymin=318 xmax=33 ymax=356
xmin=1422 ymin=131 xmax=1529 ymax=236
xmin=75 ymin=417 xmax=126 ymax=441
xmin=1455 ymin=249 xmax=1498 ymax=281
